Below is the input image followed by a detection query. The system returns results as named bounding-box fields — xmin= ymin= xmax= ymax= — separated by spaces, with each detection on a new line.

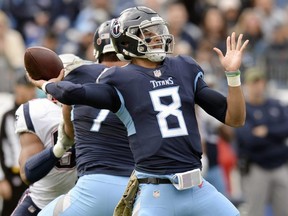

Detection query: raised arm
xmin=62 ymin=105 xmax=74 ymax=140
xmin=213 ymin=32 xmax=249 ymax=127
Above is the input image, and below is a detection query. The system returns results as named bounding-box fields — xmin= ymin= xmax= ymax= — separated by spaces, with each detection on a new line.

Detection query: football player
xmin=11 ymin=95 xmax=77 ymax=216
xmin=29 ymin=6 xmax=248 ymax=216
xmin=38 ymin=20 xmax=134 ymax=216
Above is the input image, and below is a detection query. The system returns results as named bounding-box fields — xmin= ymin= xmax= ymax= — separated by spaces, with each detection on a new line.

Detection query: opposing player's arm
xmin=19 ymin=132 xmax=64 ymax=185
xmin=62 ymin=105 xmax=74 ymax=140
xmin=18 ymin=132 xmax=45 ymax=184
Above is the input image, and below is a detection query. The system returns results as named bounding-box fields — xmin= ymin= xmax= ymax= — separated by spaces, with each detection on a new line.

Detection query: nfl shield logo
xmin=153 ymin=190 xmax=160 ymax=198
xmin=153 ymin=70 xmax=161 ymax=77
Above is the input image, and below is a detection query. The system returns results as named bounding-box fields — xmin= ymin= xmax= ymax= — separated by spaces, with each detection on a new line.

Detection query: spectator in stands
xmin=165 ymin=1 xmax=201 ymax=56
xmin=232 ymin=8 xmax=267 ymax=69
xmin=0 ymin=75 xmax=36 ymax=216
xmin=198 ymin=6 xmax=229 ymax=91
xmin=200 ymin=6 xmax=228 ymax=52
xmin=264 ymin=22 xmax=288 ymax=88
xmin=73 ymin=0 xmax=114 ymax=35
xmin=67 ymin=0 xmax=115 ymax=59
xmin=0 ymin=10 xmax=26 ymax=93
xmin=252 ymin=0 xmax=287 ymax=43
xmin=218 ymin=0 xmax=242 ymax=33
xmin=235 ymin=67 xmax=288 ymax=216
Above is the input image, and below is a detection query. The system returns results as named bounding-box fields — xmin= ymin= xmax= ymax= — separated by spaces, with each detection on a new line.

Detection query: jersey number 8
xmin=149 ymin=86 xmax=188 ymax=138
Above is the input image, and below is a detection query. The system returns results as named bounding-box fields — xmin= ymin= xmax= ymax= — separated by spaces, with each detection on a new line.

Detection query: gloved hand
xmin=53 ymin=120 xmax=74 ymax=158
xmin=58 ymin=54 xmax=91 ymax=77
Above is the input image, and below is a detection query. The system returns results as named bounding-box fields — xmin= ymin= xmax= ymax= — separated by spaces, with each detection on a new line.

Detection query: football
xmin=24 ymin=46 xmax=64 ymax=80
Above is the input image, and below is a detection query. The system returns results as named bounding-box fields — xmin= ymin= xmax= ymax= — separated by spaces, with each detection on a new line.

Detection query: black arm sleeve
xmin=195 ymin=79 xmax=227 ymax=123
xmin=25 ymin=147 xmax=59 ymax=184
xmin=46 ymin=81 xmax=121 ymax=113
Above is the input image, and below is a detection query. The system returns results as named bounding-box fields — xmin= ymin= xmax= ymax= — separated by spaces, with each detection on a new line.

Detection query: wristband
xmin=225 ymin=70 xmax=241 ymax=87
xmin=41 ymin=81 xmax=51 ymax=93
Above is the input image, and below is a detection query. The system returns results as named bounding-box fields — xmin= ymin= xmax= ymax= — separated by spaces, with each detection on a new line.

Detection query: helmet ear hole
xmin=139 ymin=45 xmax=147 ymax=52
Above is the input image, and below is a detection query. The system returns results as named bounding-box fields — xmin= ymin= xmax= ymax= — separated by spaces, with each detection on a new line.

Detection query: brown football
xmin=24 ymin=46 xmax=63 ymax=80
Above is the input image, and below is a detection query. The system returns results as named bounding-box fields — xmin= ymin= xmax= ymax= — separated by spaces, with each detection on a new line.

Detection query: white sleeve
xmin=15 ymin=99 xmax=62 ymax=149
xmin=15 ymin=103 xmax=35 ymax=134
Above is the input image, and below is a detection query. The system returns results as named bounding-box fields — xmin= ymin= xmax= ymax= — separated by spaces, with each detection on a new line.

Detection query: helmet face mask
xmin=137 ymin=21 xmax=174 ymax=62
xmin=110 ymin=7 xmax=174 ymax=62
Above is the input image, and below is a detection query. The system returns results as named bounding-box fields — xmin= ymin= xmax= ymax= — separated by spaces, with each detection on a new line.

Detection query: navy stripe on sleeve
xmin=23 ymin=103 xmax=35 ymax=132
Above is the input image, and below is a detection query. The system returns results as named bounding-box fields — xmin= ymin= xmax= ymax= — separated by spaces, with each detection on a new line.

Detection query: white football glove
xmin=58 ymin=54 xmax=92 ymax=77
xmin=53 ymin=120 xmax=74 ymax=158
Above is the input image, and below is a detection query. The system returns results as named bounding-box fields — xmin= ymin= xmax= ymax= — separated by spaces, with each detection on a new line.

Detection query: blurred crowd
xmin=0 ymin=0 xmax=288 ymax=216
xmin=0 ymin=0 xmax=287 ymax=93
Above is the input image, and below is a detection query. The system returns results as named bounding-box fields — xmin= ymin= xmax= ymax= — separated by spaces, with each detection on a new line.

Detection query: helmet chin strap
xmin=146 ymin=48 xmax=166 ymax=62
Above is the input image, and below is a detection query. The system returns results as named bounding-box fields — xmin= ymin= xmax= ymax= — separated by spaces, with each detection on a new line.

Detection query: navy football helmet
xmin=93 ymin=20 xmax=115 ymax=61
xmin=110 ymin=6 xmax=174 ymax=62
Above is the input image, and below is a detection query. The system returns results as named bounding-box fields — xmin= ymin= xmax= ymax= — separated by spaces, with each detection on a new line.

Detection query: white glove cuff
xmin=52 ymin=143 xmax=65 ymax=158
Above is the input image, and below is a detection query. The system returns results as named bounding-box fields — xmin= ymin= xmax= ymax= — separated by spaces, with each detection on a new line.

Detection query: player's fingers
xmin=236 ymin=34 xmax=243 ymax=51
xmin=26 ymin=72 xmax=44 ymax=88
xmin=240 ymin=39 xmax=249 ymax=52
xmin=226 ymin=36 xmax=231 ymax=52
xmin=59 ymin=69 xmax=65 ymax=79
xmin=51 ymin=69 xmax=65 ymax=82
xmin=26 ymin=72 xmax=35 ymax=84
xmin=26 ymin=72 xmax=30 ymax=79
xmin=231 ymin=32 xmax=236 ymax=50
xmin=213 ymin=47 xmax=224 ymax=59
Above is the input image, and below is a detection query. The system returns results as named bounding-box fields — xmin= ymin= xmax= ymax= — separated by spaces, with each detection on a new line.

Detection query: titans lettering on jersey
xmin=64 ymin=64 xmax=134 ymax=176
xmin=98 ymin=55 xmax=204 ymax=174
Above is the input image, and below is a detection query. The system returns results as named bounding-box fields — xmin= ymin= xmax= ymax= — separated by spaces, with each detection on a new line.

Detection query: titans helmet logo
xmin=111 ymin=19 xmax=121 ymax=38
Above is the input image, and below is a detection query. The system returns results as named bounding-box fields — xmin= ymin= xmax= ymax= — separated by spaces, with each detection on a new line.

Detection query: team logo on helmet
xmin=110 ymin=19 xmax=121 ymax=38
